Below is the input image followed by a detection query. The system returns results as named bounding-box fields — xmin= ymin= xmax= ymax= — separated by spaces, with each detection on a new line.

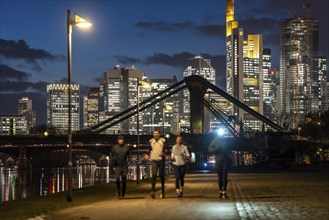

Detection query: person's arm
xmin=185 ymin=146 xmax=191 ymax=157
xmin=171 ymin=145 xmax=175 ymax=161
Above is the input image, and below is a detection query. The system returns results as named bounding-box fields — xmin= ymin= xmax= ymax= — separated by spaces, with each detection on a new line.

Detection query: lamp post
xmin=66 ymin=9 xmax=92 ymax=202
xmin=136 ymin=77 xmax=149 ymax=184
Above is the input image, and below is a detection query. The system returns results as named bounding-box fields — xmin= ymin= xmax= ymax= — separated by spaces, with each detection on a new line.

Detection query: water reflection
xmin=0 ymin=164 xmax=173 ymax=202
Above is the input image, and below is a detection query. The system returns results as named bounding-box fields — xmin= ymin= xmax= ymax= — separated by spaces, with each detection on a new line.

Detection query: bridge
xmin=0 ymin=75 xmax=325 ymax=168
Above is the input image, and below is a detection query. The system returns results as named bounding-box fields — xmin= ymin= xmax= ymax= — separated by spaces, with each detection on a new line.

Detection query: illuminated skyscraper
xmin=280 ymin=16 xmax=319 ymax=128
xmin=226 ymin=0 xmax=244 ymax=120
xmin=83 ymin=88 xmax=100 ymax=128
xmin=0 ymin=115 xmax=28 ymax=135
xmin=142 ymin=77 xmax=178 ymax=134
xmin=314 ymin=56 xmax=327 ymax=111
xmin=47 ymin=83 xmax=80 ymax=133
xmin=182 ymin=56 xmax=216 ymax=133
xmin=18 ymin=97 xmax=36 ymax=132
xmin=243 ymin=34 xmax=263 ymax=130
xmin=100 ymin=66 xmax=145 ymax=134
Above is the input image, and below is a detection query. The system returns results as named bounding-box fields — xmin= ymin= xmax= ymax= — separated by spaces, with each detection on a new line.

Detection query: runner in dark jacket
xmin=110 ymin=136 xmax=130 ymax=199
xmin=208 ymin=137 xmax=231 ymax=199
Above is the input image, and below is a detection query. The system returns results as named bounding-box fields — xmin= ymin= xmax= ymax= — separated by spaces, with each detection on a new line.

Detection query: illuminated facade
xmin=83 ymin=88 xmax=100 ymax=128
xmin=100 ymin=66 xmax=144 ymax=134
xmin=47 ymin=83 xmax=80 ymax=134
xmin=280 ymin=16 xmax=319 ymax=128
xmin=226 ymin=0 xmax=244 ymax=120
xmin=182 ymin=56 xmax=217 ymax=133
xmin=262 ymin=49 xmax=276 ymax=121
xmin=313 ymin=56 xmax=327 ymax=112
xmin=142 ymin=78 xmax=178 ymax=134
xmin=18 ymin=97 xmax=36 ymax=132
xmin=0 ymin=115 xmax=28 ymax=135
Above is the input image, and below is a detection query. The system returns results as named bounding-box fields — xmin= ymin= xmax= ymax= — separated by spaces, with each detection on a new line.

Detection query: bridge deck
xmin=49 ymin=169 xmax=329 ymax=220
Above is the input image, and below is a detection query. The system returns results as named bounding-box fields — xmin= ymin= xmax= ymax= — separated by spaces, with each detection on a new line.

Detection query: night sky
xmin=0 ymin=0 xmax=328 ymax=125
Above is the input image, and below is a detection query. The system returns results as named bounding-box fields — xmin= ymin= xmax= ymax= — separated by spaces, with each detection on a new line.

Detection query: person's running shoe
xmin=219 ymin=192 xmax=223 ymax=199
xmin=222 ymin=192 xmax=228 ymax=199
xmin=160 ymin=192 xmax=165 ymax=199
xmin=150 ymin=191 xmax=155 ymax=199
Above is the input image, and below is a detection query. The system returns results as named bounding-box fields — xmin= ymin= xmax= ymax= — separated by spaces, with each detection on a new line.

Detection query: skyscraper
xmin=0 ymin=115 xmax=28 ymax=135
xmin=313 ymin=56 xmax=327 ymax=112
xmin=83 ymin=88 xmax=100 ymax=128
xmin=280 ymin=16 xmax=319 ymax=128
xmin=242 ymin=34 xmax=264 ymax=130
xmin=182 ymin=56 xmax=216 ymax=132
xmin=226 ymin=0 xmax=244 ymax=120
xmin=262 ymin=49 xmax=277 ymax=121
xmin=47 ymin=83 xmax=80 ymax=134
xmin=18 ymin=97 xmax=36 ymax=132
xmin=142 ymin=77 xmax=178 ymax=134
xmin=100 ymin=66 xmax=145 ymax=134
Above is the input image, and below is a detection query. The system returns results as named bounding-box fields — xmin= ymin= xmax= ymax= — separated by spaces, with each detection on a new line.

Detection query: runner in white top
xmin=171 ymin=136 xmax=190 ymax=197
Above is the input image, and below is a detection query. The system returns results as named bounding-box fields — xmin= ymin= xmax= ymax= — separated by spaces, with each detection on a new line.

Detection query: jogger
xmin=171 ymin=136 xmax=190 ymax=198
xmin=148 ymin=130 xmax=167 ymax=199
xmin=110 ymin=135 xmax=130 ymax=200
xmin=208 ymin=136 xmax=231 ymax=199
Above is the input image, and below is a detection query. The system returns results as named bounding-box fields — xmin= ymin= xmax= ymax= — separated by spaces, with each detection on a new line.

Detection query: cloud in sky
xmin=0 ymin=39 xmax=65 ymax=71
xmin=0 ymin=64 xmax=31 ymax=81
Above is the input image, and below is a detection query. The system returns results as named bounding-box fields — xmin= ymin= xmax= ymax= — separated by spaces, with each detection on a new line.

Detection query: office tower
xmin=18 ymin=97 xmax=36 ymax=132
xmin=313 ymin=56 xmax=327 ymax=112
xmin=262 ymin=49 xmax=276 ymax=121
xmin=100 ymin=66 xmax=144 ymax=134
xmin=182 ymin=56 xmax=216 ymax=133
xmin=83 ymin=88 xmax=100 ymax=128
xmin=226 ymin=0 xmax=244 ymax=120
xmin=280 ymin=16 xmax=319 ymax=128
xmin=142 ymin=77 xmax=178 ymax=134
xmin=242 ymin=34 xmax=264 ymax=130
xmin=0 ymin=115 xmax=28 ymax=135
xmin=47 ymin=83 xmax=80 ymax=134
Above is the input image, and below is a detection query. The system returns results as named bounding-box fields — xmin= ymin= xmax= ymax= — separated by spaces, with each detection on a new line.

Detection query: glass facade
xmin=83 ymin=88 xmax=100 ymax=128
xmin=47 ymin=83 xmax=80 ymax=134
xmin=0 ymin=115 xmax=28 ymax=135
xmin=18 ymin=97 xmax=36 ymax=132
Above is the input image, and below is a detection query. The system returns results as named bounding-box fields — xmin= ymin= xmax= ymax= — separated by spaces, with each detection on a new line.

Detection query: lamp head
xmin=74 ymin=14 xmax=92 ymax=28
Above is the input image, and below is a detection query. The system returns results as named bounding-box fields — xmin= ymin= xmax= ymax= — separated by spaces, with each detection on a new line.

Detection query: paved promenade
xmin=48 ymin=169 xmax=329 ymax=220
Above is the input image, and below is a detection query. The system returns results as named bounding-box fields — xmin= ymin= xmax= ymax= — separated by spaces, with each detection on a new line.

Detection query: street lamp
xmin=66 ymin=9 xmax=92 ymax=202
xmin=162 ymin=104 xmax=173 ymax=133
xmin=136 ymin=77 xmax=149 ymax=184
xmin=298 ymin=127 xmax=301 ymax=137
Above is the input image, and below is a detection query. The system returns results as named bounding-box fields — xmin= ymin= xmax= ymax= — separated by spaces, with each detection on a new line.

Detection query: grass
xmin=0 ymin=180 xmax=148 ymax=220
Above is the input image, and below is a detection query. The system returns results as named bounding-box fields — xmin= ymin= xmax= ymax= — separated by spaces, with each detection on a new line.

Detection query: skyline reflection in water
xmin=0 ymin=164 xmax=172 ymax=202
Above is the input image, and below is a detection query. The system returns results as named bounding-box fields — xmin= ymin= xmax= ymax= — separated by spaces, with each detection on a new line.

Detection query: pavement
xmin=47 ymin=169 xmax=329 ymax=220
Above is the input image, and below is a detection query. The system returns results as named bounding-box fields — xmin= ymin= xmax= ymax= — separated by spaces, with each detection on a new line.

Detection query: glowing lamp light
xmin=217 ymin=128 xmax=225 ymax=136
xmin=74 ymin=14 xmax=92 ymax=28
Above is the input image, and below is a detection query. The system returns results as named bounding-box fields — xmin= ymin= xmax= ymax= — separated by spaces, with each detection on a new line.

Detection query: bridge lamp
xmin=43 ymin=131 xmax=49 ymax=137
xmin=66 ymin=9 xmax=92 ymax=203
xmin=217 ymin=128 xmax=225 ymax=136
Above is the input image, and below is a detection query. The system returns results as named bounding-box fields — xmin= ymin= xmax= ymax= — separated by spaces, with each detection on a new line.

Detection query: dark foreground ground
xmin=2 ymin=166 xmax=328 ymax=220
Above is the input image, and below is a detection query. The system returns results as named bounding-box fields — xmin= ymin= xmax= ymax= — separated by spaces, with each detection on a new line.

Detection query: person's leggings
xmin=174 ymin=165 xmax=186 ymax=189
xmin=151 ymin=160 xmax=165 ymax=193
xmin=217 ymin=161 xmax=229 ymax=191
xmin=114 ymin=166 xmax=127 ymax=197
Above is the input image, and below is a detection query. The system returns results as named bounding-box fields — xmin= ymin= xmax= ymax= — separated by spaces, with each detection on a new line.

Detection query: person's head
xmin=153 ymin=130 xmax=160 ymax=140
xmin=176 ymin=136 xmax=183 ymax=145
xmin=117 ymin=135 xmax=124 ymax=145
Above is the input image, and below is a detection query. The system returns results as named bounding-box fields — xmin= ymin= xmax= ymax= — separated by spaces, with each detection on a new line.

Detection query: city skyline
xmin=1 ymin=0 xmax=328 ymax=125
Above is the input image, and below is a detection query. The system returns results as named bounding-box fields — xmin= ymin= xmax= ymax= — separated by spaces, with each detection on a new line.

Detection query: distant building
xmin=100 ymin=66 xmax=144 ymax=134
xmin=262 ymin=49 xmax=276 ymax=121
xmin=182 ymin=56 xmax=217 ymax=133
xmin=0 ymin=115 xmax=28 ymax=135
xmin=243 ymin=34 xmax=263 ymax=130
xmin=142 ymin=77 xmax=178 ymax=134
xmin=18 ymin=97 xmax=36 ymax=132
xmin=83 ymin=88 xmax=100 ymax=128
xmin=47 ymin=83 xmax=80 ymax=134
xmin=280 ymin=16 xmax=320 ymax=128
xmin=314 ymin=56 xmax=327 ymax=112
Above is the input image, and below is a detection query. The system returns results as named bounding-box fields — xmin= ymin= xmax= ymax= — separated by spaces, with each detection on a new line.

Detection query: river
xmin=0 ymin=164 xmax=173 ymax=202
